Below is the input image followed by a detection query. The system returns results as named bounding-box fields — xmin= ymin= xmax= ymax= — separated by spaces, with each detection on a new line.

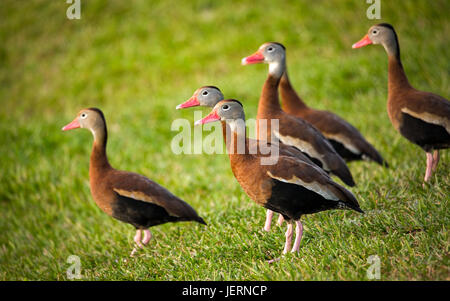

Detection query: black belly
xmin=399 ymin=113 xmax=450 ymax=152
xmin=111 ymin=194 xmax=180 ymax=229
xmin=264 ymin=179 xmax=346 ymax=221
xmin=328 ymin=139 xmax=363 ymax=162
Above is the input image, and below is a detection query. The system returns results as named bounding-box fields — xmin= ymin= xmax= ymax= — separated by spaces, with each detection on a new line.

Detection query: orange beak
xmin=194 ymin=110 xmax=221 ymax=125
xmin=176 ymin=96 xmax=200 ymax=110
xmin=62 ymin=118 xmax=80 ymax=131
xmin=352 ymin=34 xmax=373 ymax=49
xmin=241 ymin=51 xmax=265 ymax=65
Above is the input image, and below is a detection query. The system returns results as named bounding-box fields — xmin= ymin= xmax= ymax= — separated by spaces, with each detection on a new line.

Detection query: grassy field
xmin=0 ymin=0 xmax=449 ymax=280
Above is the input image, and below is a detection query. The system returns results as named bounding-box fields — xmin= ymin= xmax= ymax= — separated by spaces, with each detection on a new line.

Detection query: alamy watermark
xmin=366 ymin=0 xmax=381 ymax=19
xmin=66 ymin=0 xmax=81 ymax=20
xmin=367 ymin=255 xmax=381 ymax=279
xmin=66 ymin=255 xmax=82 ymax=279
xmin=171 ymin=112 xmax=281 ymax=165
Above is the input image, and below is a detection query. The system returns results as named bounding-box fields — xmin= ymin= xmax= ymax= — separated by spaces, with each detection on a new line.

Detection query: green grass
xmin=0 ymin=0 xmax=449 ymax=280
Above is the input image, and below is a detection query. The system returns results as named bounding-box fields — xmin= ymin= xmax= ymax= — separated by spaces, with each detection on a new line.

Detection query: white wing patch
xmin=113 ymin=188 xmax=179 ymax=217
xmin=113 ymin=188 xmax=157 ymax=204
xmin=323 ymin=133 xmax=361 ymax=155
xmin=273 ymin=130 xmax=329 ymax=170
xmin=267 ymin=171 xmax=339 ymax=201
xmin=401 ymin=107 xmax=450 ymax=133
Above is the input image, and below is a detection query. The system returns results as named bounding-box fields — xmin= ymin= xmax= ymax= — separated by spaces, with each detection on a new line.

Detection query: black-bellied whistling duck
xmin=353 ymin=23 xmax=450 ymax=183
xmin=177 ymin=85 xmax=323 ymax=231
xmin=242 ymin=43 xmax=356 ymax=187
xmin=195 ymin=99 xmax=363 ymax=260
xmin=62 ymin=108 xmax=206 ymax=256
xmin=270 ymin=45 xmax=388 ymax=166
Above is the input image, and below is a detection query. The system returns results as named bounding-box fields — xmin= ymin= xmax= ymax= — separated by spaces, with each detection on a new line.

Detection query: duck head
xmin=176 ymin=86 xmax=224 ymax=109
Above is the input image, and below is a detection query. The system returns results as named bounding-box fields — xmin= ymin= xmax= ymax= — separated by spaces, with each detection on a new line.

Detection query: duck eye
xmin=222 ymin=105 xmax=230 ymax=111
xmin=80 ymin=113 xmax=87 ymax=119
xmin=202 ymin=91 xmax=208 ymax=96
xmin=372 ymin=30 xmax=378 ymax=35
xmin=267 ymin=47 xmax=274 ymax=52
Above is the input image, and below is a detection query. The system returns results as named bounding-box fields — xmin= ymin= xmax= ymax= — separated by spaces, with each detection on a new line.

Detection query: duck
xmin=62 ymin=108 xmax=206 ymax=256
xmin=242 ymin=43 xmax=356 ymax=187
xmin=353 ymin=23 xmax=450 ymax=183
xmin=195 ymin=99 xmax=363 ymax=260
xmin=270 ymin=44 xmax=388 ymax=166
xmin=177 ymin=86 xmax=324 ymax=231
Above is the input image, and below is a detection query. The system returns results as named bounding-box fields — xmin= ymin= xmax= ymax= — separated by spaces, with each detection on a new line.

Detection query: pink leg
xmin=277 ymin=214 xmax=284 ymax=226
xmin=424 ymin=152 xmax=433 ymax=183
xmin=268 ymin=222 xmax=294 ymax=264
xmin=432 ymin=150 xmax=440 ymax=172
xmin=291 ymin=220 xmax=303 ymax=253
xmin=130 ymin=229 xmax=143 ymax=257
xmin=142 ymin=229 xmax=152 ymax=245
xmin=134 ymin=230 xmax=143 ymax=248
xmin=263 ymin=210 xmax=274 ymax=232
xmin=282 ymin=222 xmax=293 ymax=254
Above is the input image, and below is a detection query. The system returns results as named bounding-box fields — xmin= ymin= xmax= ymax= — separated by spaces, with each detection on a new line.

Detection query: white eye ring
xmin=202 ymin=90 xmax=209 ymax=96
xmin=222 ymin=105 xmax=230 ymax=111
xmin=267 ymin=47 xmax=274 ymax=52
xmin=80 ymin=113 xmax=87 ymax=119
xmin=372 ymin=30 xmax=378 ymax=35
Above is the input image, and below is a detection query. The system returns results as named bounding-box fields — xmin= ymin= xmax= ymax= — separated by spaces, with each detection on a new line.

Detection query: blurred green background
xmin=0 ymin=0 xmax=448 ymax=280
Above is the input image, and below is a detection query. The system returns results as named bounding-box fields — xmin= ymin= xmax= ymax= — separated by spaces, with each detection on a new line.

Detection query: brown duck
xmin=177 ymin=85 xmax=324 ymax=231
xmin=353 ymin=23 xmax=450 ymax=183
xmin=273 ymin=44 xmax=388 ymax=166
xmin=242 ymin=43 xmax=356 ymax=187
xmin=195 ymin=99 xmax=363 ymax=261
xmin=62 ymin=108 xmax=206 ymax=256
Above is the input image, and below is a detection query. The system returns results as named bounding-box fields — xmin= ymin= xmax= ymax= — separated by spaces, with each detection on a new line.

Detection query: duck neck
xmin=89 ymin=124 xmax=111 ymax=177
xmin=387 ymin=54 xmax=412 ymax=95
xmin=257 ymin=60 xmax=285 ymax=118
xmin=280 ymin=71 xmax=308 ymax=114
xmin=221 ymin=120 xmax=248 ymax=157
xmin=385 ymin=35 xmax=412 ymax=94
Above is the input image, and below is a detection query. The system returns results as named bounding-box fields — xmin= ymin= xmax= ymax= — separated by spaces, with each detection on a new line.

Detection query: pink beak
xmin=194 ymin=111 xmax=221 ymax=125
xmin=352 ymin=34 xmax=373 ymax=49
xmin=62 ymin=118 xmax=80 ymax=131
xmin=241 ymin=51 xmax=265 ymax=65
xmin=176 ymin=96 xmax=200 ymax=109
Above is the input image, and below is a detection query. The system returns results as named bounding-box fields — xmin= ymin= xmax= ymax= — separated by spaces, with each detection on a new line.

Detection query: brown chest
xmin=89 ymin=179 xmax=115 ymax=216
xmin=387 ymin=95 xmax=408 ymax=132
xmin=230 ymin=158 xmax=273 ymax=206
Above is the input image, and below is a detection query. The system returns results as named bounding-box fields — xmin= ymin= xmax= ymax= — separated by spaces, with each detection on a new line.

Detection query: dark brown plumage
xmin=196 ymin=99 xmax=363 ymax=259
xmin=353 ymin=23 xmax=450 ymax=183
xmin=62 ymin=108 xmax=205 ymax=256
